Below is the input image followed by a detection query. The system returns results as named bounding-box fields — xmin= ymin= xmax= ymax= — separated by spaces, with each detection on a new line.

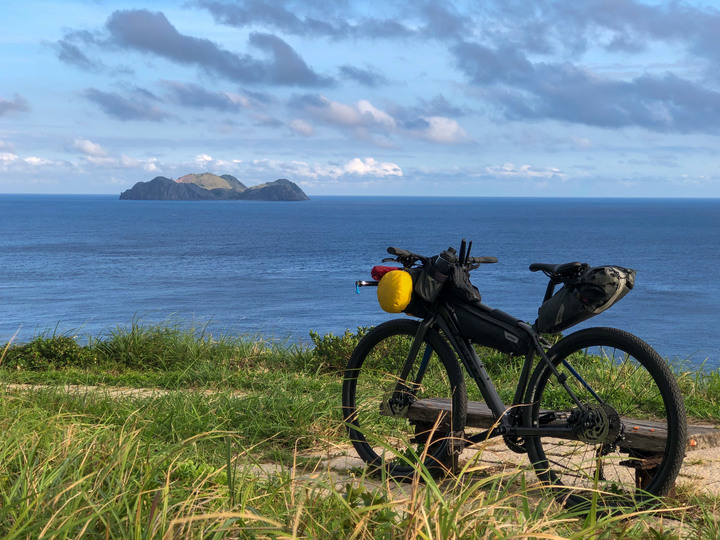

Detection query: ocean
xmin=1 ymin=195 xmax=718 ymax=369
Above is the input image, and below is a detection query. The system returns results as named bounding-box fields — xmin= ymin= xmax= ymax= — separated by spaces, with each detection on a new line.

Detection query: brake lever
xmin=381 ymin=255 xmax=414 ymax=268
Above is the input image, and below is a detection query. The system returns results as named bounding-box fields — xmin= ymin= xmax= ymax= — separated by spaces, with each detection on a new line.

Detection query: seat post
xmin=543 ymin=279 xmax=557 ymax=302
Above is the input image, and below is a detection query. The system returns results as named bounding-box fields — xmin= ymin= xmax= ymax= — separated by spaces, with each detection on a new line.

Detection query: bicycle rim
xmin=342 ymin=319 xmax=466 ymax=478
xmin=524 ymin=327 xmax=686 ymax=508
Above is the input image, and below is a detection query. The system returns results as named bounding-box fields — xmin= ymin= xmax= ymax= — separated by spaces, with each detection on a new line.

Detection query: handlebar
xmin=356 ymin=238 xmax=494 ymax=294
xmin=386 ymin=246 xmax=428 ymax=267
xmin=385 ymin=242 xmax=497 ymax=270
xmin=468 ymin=256 xmax=498 ymax=265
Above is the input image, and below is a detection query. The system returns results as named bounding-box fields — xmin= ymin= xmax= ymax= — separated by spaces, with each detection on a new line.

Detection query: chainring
xmin=503 ymin=434 xmax=527 ymax=454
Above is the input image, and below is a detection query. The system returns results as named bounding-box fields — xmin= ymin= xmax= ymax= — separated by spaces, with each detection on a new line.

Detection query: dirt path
xmin=1 ymin=383 xmax=248 ymax=399
xmin=315 ymin=437 xmax=720 ymax=497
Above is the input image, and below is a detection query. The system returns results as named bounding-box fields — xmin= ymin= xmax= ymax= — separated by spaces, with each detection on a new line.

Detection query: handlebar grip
xmin=387 ymin=247 xmax=412 ymax=258
xmin=468 ymin=256 xmax=498 ymax=264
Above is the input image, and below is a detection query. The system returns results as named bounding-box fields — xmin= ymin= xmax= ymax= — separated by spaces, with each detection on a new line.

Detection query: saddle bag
xmin=535 ymin=266 xmax=636 ymax=334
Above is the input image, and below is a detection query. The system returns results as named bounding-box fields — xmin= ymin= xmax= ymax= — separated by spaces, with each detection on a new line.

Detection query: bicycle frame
xmin=397 ymin=300 xmax=595 ymax=445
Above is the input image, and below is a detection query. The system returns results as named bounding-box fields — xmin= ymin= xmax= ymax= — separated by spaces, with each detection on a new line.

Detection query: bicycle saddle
xmin=529 ymin=261 xmax=584 ymax=277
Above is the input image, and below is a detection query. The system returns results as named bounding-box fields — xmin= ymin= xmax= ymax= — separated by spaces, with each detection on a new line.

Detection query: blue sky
xmin=2 ymin=0 xmax=720 ymax=196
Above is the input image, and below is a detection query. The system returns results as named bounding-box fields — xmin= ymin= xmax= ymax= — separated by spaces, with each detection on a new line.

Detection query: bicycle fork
xmin=383 ymin=316 xmax=436 ymax=416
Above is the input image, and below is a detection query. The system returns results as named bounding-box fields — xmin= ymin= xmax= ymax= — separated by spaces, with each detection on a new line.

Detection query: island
xmin=119 ymin=173 xmax=310 ymax=201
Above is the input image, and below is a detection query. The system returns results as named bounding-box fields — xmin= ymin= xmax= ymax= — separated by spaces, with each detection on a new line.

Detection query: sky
xmin=3 ymin=0 xmax=720 ymax=197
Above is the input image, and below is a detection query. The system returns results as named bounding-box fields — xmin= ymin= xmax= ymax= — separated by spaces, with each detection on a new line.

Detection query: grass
xmin=1 ymin=320 xmax=719 ymax=538
xmin=0 ymin=390 xmax=701 ymax=538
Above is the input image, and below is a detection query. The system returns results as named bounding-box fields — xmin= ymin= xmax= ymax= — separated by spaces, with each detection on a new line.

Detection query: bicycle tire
xmin=342 ymin=319 xmax=467 ymax=478
xmin=524 ymin=327 xmax=687 ymax=508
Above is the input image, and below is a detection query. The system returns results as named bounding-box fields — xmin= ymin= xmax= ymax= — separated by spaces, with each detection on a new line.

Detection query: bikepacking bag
xmin=452 ymin=302 xmax=531 ymax=356
xmin=535 ymin=266 xmax=636 ymax=334
xmin=413 ymin=262 xmax=447 ymax=303
xmin=373 ymin=266 xmax=429 ymax=318
xmin=445 ymin=265 xmax=483 ymax=305
xmin=414 ymin=259 xmax=484 ymax=305
xmin=376 ymin=268 xmax=414 ymax=313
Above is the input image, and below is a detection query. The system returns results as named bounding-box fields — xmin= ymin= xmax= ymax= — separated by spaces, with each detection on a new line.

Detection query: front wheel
xmin=524 ymin=327 xmax=686 ymax=508
xmin=342 ymin=319 xmax=467 ymax=479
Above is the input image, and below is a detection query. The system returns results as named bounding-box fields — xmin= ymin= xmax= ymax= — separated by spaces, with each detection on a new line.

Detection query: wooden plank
xmin=406 ymin=398 xmax=719 ymax=453
xmin=406 ymin=398 xmax=498 ymax=429
xmin=685 ymin=424 xmax=720 ymax=451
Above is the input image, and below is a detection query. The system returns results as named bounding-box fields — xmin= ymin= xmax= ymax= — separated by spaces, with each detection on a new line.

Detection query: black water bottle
xmin=434 ymin=247 xmax=457 ymax=276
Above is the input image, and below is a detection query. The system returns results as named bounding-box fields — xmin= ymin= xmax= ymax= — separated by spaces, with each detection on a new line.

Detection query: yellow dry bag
xmin=377 ymin=270 xmax=413 ymax=313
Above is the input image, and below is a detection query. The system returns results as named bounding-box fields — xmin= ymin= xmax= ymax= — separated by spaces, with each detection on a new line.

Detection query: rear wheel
xmin=524 ymin=327 xmax=686 ymax=508
xmin=342 ymin=319 xmax=467 ymax=478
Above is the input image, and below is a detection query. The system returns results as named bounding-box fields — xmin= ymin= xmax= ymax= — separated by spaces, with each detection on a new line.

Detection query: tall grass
xmin=1 ymin=322 xmax=720 ymax=537
xmin=673 ymin=359 xmax=720 ymax=421
xmin=0 ymin=319 xmax=315 ymax=389
xmin=0 ymin=390 xmax=699 ymax=538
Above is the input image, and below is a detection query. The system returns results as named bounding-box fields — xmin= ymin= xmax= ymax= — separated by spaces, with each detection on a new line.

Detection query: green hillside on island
xmin=119 ymin=173 xmax=309 ymax=201
xmin=176 ymin=173 xmax=247 ymax=192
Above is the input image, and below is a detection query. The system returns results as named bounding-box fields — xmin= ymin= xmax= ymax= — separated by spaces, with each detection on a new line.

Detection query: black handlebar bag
xmin=535 ymin=266 xmax=636 ymax=334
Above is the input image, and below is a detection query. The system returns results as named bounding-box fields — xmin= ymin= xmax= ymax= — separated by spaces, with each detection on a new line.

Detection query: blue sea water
xmin=1 ymin=195 xmax=718 ymax=369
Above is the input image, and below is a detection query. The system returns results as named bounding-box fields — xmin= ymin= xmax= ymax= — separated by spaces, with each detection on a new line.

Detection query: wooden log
xmin=405 ymin=398 xmax=720 ymax=453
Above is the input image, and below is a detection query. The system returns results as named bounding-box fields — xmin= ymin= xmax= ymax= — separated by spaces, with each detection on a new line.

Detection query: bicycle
xmin=342 ymin=239 xmax=687 ymax=509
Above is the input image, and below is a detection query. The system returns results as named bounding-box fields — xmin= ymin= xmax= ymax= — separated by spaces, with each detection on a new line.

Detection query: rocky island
xmin=119 ymin=173 xmax=309 ymax=201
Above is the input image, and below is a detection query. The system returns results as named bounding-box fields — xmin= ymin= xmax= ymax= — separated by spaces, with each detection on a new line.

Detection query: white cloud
xmin=123 ymin=156 xmax=160 ymax=172
xmin=24 ymin=156 xmax=55 ymax=166
xmin=297 ymin=98 xmax=477 ymax=147
xmin=415 ymin=117 xmax=471 ymax=144
xmin=343 ymin=157 xmax=402 ymax=177
xmin=120 ymin=155 xmax=140 ymax=168
xmin=75 ymin=152 xmax=156 ymax=171
xmin=246 ymin=157 xmax=403 ymax=180
xmin=305 ymin=96 xmax=396 ymax=130
xmin=485 ymin=162 xmax=569 ymax=180
xmin=84 ymin=156 xmax=113 ymax=166
xmin=226 ymin=92 xmax=252 ymax=107
xmin=289 ymin=119 xmax=315 ymax=136
xmin=571 ymin=136 xmax=592 ymax=148
xmin=0 ymin=152 xmax=65 ymax=173
xmin=182 ymin=155 xmax=245 ymax=172
xmin=194 ymin=154 xmax=214 ymax=166
xmin=0 ymin=152 xmax=19 ymax=165
xmin=357 ymin=100 xmax=396 ymax=129
xmin=323 ymin=99 xmax=363 ymax=125
xmin=142 ymin=160 xmax=159 ymax=172
xmin=73 ymin=138 xmax=107 ymax=157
